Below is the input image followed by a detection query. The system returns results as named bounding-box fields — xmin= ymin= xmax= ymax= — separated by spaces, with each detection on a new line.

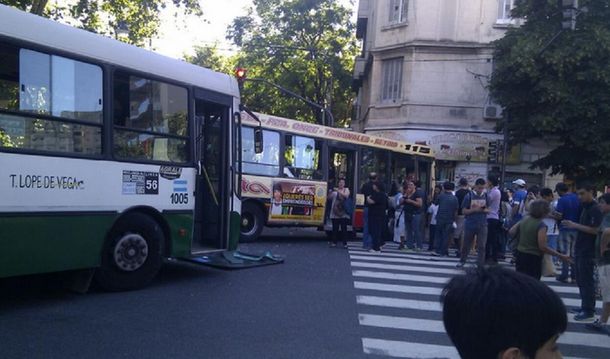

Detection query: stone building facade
xmin=352 ymin=0 xmax=558 ymax=188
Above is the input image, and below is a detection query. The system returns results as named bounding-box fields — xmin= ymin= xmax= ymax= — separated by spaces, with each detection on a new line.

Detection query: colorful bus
xmin=239 ymin=112 xmax=435 ymax=242
xmin=0 ymin=5 xmax=246 ymax=290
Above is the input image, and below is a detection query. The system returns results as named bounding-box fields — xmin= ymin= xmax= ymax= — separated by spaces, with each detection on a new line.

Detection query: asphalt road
xmin=0 ymin=228 xmax=367 ymax=359
xmin=2 ymin=228 xmax=607 ymax=359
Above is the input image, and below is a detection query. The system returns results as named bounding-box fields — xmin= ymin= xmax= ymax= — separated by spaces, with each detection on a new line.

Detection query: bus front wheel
xmin=95 ymin=212 xmax=163 ymax=291
xmin=240 ymin=202 xmax=264 ymax=242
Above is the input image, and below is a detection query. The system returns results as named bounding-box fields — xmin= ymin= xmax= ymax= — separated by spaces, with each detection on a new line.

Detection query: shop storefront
xmin=369 ymin=128 xmax=550 ymax=188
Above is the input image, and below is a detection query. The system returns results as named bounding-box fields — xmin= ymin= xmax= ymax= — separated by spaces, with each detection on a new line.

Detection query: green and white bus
xmin=0 ymin=5 xmax=245 ymax=290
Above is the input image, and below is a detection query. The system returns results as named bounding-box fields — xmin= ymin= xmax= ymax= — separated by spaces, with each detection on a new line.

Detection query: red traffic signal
xmin=235 ymin=68 xmax=247 ymax=81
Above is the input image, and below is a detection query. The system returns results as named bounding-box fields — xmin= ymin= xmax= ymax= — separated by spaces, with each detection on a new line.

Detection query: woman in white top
xmin=540 ymin=188 xmax=560 ymax=272
xmin=393 ymin=186 xmax=406 ymax=247
xmin=427 ymin=185 xmax=442 ymax=251
xmin=329 ymin=178 xmax=351 ymax=248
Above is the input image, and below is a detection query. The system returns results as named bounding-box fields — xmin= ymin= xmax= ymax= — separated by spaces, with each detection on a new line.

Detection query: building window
xmin=241 ymin=127 xmax=280 ymax=176
xmin=113 ymin=71 xmax=188 ymax=163
xmin=497 ymin=0 xmax=515 ymax=23
xmin=284 ymin=134 xmax=323 ymax=180
xmin=389 ymin=0 xmax=408 ymax=24
xmin=0 ymin=42 xmax=103 ymax=155
xmin=381 ymin=57 xmax=403 ymax=102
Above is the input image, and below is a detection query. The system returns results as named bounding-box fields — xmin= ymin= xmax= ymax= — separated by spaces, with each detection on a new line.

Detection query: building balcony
xmin=353 ymin=57 xmax=366 ymax=80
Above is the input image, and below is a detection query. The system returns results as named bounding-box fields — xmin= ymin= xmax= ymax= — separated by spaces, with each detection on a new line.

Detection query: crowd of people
xmin=328 ymin=173 xmax=610 ymax=338
xmin=326 ymin=172 xmax=610 ymax=356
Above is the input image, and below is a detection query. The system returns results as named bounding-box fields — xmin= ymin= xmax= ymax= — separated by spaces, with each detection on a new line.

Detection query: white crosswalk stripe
xmin=347 ymin=242 xmax=609 ymax=358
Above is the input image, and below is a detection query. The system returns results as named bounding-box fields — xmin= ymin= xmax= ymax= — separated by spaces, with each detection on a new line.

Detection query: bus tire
xmin=95 ymin=212 xmax=163 ymax=291
xmin=240 ymin=202 xmax=264 ymax=243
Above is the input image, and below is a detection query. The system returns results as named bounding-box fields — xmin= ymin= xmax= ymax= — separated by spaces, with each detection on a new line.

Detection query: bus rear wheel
xmin=95 ymin=212 xmax=163 ymax=291
xmin=240 ymin=202 xmax=264 ymax=243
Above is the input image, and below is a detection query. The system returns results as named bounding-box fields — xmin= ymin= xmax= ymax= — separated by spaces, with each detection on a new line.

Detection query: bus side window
xmin=241 ymin=126 xmax=280 ymax=176
xmin=284 ymin=134 xmax=323 ymax=181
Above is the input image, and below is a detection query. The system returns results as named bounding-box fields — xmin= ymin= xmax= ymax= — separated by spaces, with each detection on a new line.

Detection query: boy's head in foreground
xmin=441 ymin=266 xmax=567 ymax=359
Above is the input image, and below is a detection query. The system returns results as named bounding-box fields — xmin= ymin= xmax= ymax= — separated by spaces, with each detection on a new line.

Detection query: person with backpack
xmin=402 ymin=180 xmax=424 ymax=251
xmin=454 ymin=178 xmax=470 ymax=257
xmin=511 ymin=179 xmax=528 ymax=224
xmin=329 ymin=178 xmax=351 ymax=248
xmin=457 ymin=178 xmax=490 ymax=268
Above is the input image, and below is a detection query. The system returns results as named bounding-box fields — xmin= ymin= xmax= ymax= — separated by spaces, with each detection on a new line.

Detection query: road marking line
xmin=354 ymin=281 xmax=597 ymax=317
xmin=350 ymin=254 xmax=474 ymax=267
xmin=352 ymin=269 xmax=587 ymax=299
xmin=353 ymin=269 xmax=450 ymax=284
xmin=360 ymin=313 xmax=610 ymax=349
xmin=362 ymin=338 xmax=459 ymax=358
xmin=354 ymin=281 xmax=442 ymax=295
xmin=359 ymin=313 xmax=445 ymax=332
xmin=357 ymin=295 xmax=442 ymax=311
xmin=349 ymin=249 xmax=462 ymax=263
xmin=351 ymin=261 xmax=461 ymax=275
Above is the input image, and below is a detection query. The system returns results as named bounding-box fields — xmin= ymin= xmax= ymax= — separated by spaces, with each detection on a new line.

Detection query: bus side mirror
xmin=254 ymin=127 xmax=264 ymax=154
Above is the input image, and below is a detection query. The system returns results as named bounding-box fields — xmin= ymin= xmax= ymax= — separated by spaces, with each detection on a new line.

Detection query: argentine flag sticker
xmin=173 ymin=180 xmax=188 ymax=193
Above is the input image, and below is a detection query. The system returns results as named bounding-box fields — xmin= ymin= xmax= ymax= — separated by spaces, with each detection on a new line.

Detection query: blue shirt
xmin=436 ymin=191 xmax=459 ymax=225
xmin=556 ymin=192 xmax=581 ymax=232
xmin=512 ymin=189 xmax=527 ymax=221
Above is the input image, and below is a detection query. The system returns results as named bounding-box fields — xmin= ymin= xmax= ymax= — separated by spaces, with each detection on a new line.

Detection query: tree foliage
xmin=184 ymin=44 xmax=235 ymax=74
xmin=490 ymin=0 xmax=610 ymax=183
xmin=227 ymin=0 xmax=357 ymax=126
xmin=0 ymin=0 xmax=202 ymax=46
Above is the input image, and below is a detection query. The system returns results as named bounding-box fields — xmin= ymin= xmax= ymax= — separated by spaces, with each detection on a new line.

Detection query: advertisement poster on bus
xmin=268 ymin=180 xmax=326 ymax=223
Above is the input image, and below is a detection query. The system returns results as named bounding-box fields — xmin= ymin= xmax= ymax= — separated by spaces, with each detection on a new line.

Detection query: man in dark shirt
xmin=433 ymin=181 xmax=459 ymax=256
xmin=564 ymin=183 xmax=603 ymax=321
xmin=403 ymin=180 xmax=424 ymax=251
xmin=454 ymin=178 xmax=470 ymax=257
xmin=360 ymin=173 xmax=377 ymax=250
xmin=366 ymin=182 xmax=388 ymax=253
xmin=586 ymin=193 xmax=610 ymax=334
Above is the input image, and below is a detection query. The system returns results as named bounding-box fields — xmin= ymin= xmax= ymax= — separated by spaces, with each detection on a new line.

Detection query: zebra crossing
xmin=347 ymin=242 xmax=610 ymax=359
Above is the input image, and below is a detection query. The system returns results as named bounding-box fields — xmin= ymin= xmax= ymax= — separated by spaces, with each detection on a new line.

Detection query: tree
xmin=227 ymin=0 xmax=357 ymax=126
xmin=184 ymin=44 xmax=235 ymax=74
xmin=0 ymin=0 xmax=203 ymax=46
xmin=490 ymin=0 xmax=610 ymax=183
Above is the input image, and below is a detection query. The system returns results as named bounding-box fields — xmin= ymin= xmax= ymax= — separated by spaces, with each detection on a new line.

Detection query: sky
xmin=153 ymin=0 xmax=355 ymax=59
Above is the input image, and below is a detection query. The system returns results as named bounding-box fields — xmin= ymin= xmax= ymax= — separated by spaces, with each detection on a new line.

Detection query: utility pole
xmin=500 ymin=111 xmax=509 ymax=188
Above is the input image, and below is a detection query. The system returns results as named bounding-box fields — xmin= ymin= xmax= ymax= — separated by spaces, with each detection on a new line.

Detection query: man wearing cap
xmin=511 ymin=179 xmax=528 ymax=224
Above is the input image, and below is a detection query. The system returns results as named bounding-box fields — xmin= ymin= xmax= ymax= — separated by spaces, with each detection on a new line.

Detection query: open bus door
xmin=181 ymin=101 xmax=282 ymax=269
xmin=324 ymin=145 xmax=357 ymax=238
xmin=192 ymin=99 xmax=230 ymax=253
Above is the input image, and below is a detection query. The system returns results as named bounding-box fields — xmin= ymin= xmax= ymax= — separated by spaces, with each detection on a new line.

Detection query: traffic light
xmin=488 ymin=140 xmax=500 ymax=164
xmin=561 ymin=0 xmax=578 ymax=30
xmin=235 ymin=67 xmax=247 ymax=90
